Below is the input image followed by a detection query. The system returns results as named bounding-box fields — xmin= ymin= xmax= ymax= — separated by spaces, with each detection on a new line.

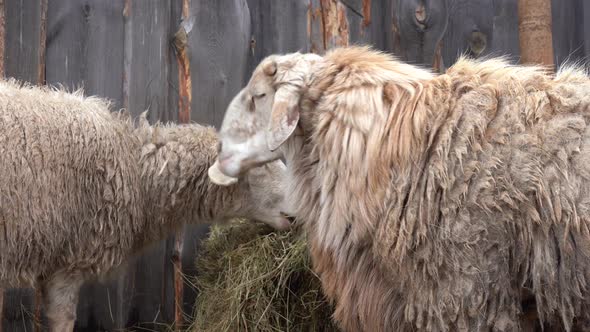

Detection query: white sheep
xmin=0 ymin=79 xmax=291 ymax=332
xmin=211 ymin=46 xmax=590 ymax=331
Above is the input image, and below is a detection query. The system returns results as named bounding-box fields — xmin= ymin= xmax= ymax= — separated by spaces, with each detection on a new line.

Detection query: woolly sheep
xmin=0 ymin=79 xmax=291 ymax=332
xmin=211 ymin=46 xmax=590 ymax=331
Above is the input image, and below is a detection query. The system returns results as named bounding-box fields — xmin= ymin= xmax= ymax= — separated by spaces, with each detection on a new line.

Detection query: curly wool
xmin=0 ymin=78 xmax=263 ymax=288
xmin=285 ymin=47 xmax=590 ymax=331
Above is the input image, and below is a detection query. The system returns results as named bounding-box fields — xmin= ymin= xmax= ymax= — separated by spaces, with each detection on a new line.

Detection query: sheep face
xmin=214 ymin=52 xmax=322 ymax=178
xmin=239 ymin=159 xmax=292 ymax=231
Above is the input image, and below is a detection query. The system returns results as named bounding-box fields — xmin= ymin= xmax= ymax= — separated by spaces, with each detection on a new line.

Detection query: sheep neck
xmin=134 ymin=125 xmax=241 ymax=249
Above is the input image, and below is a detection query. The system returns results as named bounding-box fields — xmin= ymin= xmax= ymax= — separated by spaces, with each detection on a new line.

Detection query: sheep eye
xmin=248 ymin=97 xmax=256 ymax=112
xmin=254 ymin=93 xmax=266 ymax=99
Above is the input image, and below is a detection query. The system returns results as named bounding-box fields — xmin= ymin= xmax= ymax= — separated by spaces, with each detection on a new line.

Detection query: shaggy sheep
xmin=0 ymin=79 xmax=291 ymax=332
xmin=211 ymin=46 xmax=590 ymax=331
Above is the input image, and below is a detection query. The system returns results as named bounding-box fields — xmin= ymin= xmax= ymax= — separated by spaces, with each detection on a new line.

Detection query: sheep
xmin=0 ymin=78 xmax=291 ymax=332
xmin=210 ymin=46 xmax=590 ymax=332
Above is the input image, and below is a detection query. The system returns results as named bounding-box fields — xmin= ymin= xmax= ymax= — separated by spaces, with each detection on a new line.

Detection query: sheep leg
xmin=42 ymin=273 xmax=83 ymax=332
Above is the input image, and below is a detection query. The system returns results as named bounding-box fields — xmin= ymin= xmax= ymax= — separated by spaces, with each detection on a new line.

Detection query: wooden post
xmin=171 ymin=0 xmax=192 ymax=329
xmin=0 ymin=0 xmax=5 ymax=78
xmin=33 ymin=288 xmax=42 ymax=332
xmin=0 ymin=288 xmax=3 ymax=332
xmin=518 ymin=0 xmax=554 ymax=68
xmin=32 ymin=2 xmax=48 ymax=330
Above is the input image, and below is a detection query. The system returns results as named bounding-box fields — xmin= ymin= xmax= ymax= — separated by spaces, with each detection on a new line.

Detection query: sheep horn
xmin=208 ymin=160 xmax=238 ymax=186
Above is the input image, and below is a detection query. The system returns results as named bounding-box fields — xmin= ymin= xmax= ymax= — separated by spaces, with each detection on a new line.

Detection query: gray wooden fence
xmin=0 ymin=0 xmax=588 ymax=331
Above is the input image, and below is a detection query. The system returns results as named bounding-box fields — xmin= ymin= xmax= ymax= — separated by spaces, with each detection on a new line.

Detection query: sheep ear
xmin=208 ymin=160 xmax=238 ymax=186
xmin=267 ymin=87 xmax=300 ymax=151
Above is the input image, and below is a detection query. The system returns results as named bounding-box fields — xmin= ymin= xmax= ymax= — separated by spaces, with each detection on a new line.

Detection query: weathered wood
xmin=123 ymin=1 xmax=176 ymax=329
xmin=551 ymin=0 xmax=585 ymax=67
xmin=172 ymin=0 xmax=192 ymax=125
xmin=519 ymin=0 xmax=554 ymax=67
xmin=489 ymin=0 xmax=520 ymax=62
xmin=127 ymin=241 xmax=169 ymax=330
xmin=0 ymin=0 xmax=5 ymax=78
xmin=125 ymin=0 xmax=172 ymax=122
xmin=246 ymin=0 xmax=309 ymax=76
xmin=4 ymin=0 xmax=42 ymax=83
xmin=2 ymin=289 xmax=35 ymax=332
xmin=320 ymin=0 xmax=349 ymax=49
xmin=584 ymin=0 xmax=590 ymax=60
xmin=187 ymin=0 xmax=251 ymax=127
xmin=46 ymin=0 xmax=125 ymax=110
xmin=309 ymin=0 xmax=325 ymax=54
xmin=392 ymin=0 xmax=448 ymax=69
xmin=38 ymin=0 xmax=47 ymax=85
xmin=0 ymin=288 xmax=3 ymax=332
xmin=179 ymin=224 xmax=210 ymax=321
xmin=442 ymin=0 xmax=494 ymax=67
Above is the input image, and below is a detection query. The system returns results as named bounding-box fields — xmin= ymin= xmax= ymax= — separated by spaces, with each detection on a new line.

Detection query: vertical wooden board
xmin=551 ymin=0 xmax=585 ymax=66
xmin=45 ymin=0 xmax=85 ymax=89
xmin=75 ymin=268 xmax=134 ymax=331
xmin=180 ymin=224 xmax=210 ymax=320
xmin=187 ymin=0 xmax=251 ymax=128
xmin=392 ymin=0 xmax=448 ymax=68
xmin=4 ymin=0 xmax=41 ymax=83
xmin=46 ymin=0 xmax=125 ymax=110
xmin=162 ymin=234 xmax=177 ymax=325
xmin=127 ymin=241 xmax=168 ymax=329
xmin=1 ymin=289 xmax=35 ymax=332
xmin=441 ymin=0 xmax=494 ymax=67
xmin=0 ymin=0 xmax=6 ymax=78
xmin=584 ymin=0 xmax=590 ymax=59
xmin=361 ymin=0 xmax=395 ymax=52
xmin=246 ymin=0 xmax=309 ymax=76
xmin=308 ymin=0 xmax=324 ymax=54
xmin=126 ymin=0 xmax=171 ymax=122
xmin=489 ymin=0 xmax=520 ymax=61
xmin=167 ymin=0 xmax=183 ymax=125
xmin=343 ymin=0 xmax=366 ymax=46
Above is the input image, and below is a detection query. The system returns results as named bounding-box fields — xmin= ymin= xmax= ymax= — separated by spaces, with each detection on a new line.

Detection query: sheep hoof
xmin=208 ymin=160 xmax=238 ymax=186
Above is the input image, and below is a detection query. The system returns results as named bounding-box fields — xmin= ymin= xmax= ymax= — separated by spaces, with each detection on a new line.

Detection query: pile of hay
xmin=190 ymin=220 xmax=338 ymax=332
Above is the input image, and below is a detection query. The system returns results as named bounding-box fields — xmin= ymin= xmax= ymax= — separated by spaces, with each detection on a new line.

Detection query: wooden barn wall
xmin=0 ymin=0 xmax=588 ymax=331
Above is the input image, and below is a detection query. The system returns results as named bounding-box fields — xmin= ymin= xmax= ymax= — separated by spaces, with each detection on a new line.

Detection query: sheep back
xmin=297 ymin=48 xmax=590 ymax=331
xmin=0 ymin=80 xmax=143 ymax=287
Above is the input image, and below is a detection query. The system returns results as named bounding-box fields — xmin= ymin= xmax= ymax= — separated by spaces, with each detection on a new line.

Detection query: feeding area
xmin=0 ymin=1 xmax=589 ymax=332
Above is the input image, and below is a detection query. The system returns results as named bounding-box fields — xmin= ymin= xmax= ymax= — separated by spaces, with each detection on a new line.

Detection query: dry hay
xmin=190 ymin=220 xmax=338 ymax=332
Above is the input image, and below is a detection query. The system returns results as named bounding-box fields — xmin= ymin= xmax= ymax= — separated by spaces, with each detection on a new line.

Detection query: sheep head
xmin=236 ymin=159 xmax=293 ymax=231
xmin=210 ymin=52 xmax=322 ymax=179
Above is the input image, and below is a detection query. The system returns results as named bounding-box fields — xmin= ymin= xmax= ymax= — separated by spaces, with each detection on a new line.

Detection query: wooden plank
xmin=550 ymin=0 xmax=584 ymax=67
xmin=392 ymin=0 xmax=448 ymax=69
xmin=0 ymin=0 xmax=5 ymax=78
xmin=246 ymin=0 xmax=309 ymax=75
xmin=127 ymin=241 xmax=169 ymax=330
xmin=4 ymin=0 xmax=42 ymax=83
xmin=489 ymin=0 xmax=520 ymax=62
xmin=125 ymin=0 xmax=172 ymax=122
xmin=123 ymin=1 xmax=175 ymax=329
xmin=442 ymin=0 xmax=494 ymax=67
xmin=584 ymin=0 xmax=590 ymax=59
xmin=2 ymin=289 xmax=35 ymax=332
xmin=187 ymin=0 xmax=251 ymax=127
xmin=46 ymin=0 xmax=125 ymax=110
xmin=179 ymin=225 xmax=210 ymax=320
